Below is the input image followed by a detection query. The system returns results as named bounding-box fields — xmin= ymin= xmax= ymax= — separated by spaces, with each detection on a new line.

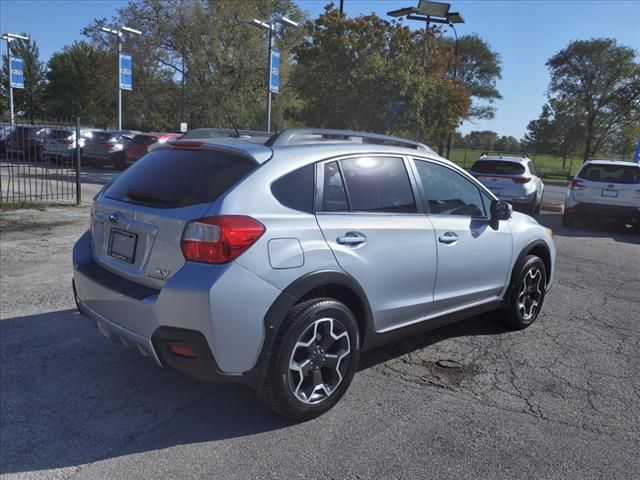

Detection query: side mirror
xmin=539 ymin=172 xmax=546 ymax=179
xmin=490 ymin=200 xmax=511 ymax=229
xmin=566 ymin=175 xmax=573 ymax=181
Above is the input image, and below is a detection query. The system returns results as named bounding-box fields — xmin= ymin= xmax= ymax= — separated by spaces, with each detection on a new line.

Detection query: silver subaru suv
xmin=73 ymin=129 xmax=556 ymax=421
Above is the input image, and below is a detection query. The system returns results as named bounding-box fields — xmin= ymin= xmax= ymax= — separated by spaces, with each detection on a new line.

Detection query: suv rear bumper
xmin=567 ymin=202 xmax=640 ymax=220
xmin=72 ymin=230 xmax=281 ymax=388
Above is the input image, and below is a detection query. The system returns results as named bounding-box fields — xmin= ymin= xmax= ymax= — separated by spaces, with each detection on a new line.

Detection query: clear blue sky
xmin=2 ymin=0 xmax=639 ymax=139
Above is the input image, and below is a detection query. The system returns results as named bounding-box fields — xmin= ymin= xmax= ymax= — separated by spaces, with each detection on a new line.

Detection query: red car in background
xmin=124 ymin=132 xmax=181 ymax=165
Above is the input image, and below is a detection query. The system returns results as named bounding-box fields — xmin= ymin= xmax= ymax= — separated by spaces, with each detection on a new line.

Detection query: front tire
xmin=263 ymin=298 xmax=360 ymax=421
xmin=501 ymin=255 xmax=547 ymax=330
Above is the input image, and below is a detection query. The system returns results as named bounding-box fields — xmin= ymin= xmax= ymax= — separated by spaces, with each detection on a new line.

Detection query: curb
xmin=542 ymin=202 xmax=563 ymax=213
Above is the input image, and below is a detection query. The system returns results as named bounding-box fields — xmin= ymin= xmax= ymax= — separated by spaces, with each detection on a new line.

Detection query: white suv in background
xmin=469 ymin=155 xmax=544 ymax=215
xmin=563 ymin=160 xmax=640 ymax=230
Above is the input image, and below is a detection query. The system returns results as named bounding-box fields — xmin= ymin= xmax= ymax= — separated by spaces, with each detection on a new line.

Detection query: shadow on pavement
xmin=538 ymin=212 xmax=639 ymax=244
xmin=1 ymin=305 xmax=512 ymax=475
xmin=0 ymin=309 xmax=289 ymax=474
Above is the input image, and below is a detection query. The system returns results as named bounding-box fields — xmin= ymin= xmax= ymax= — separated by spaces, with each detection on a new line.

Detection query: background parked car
xmin=469 ymin=154 xmax=544 ymax=215
xmin=42 ymin=128 xmax=99 ymax=164
xmin=83 ymin=130 xmax=138 ymax=169
xmin=0 ymin=125 xmax=14 ymax=157
xmin=124 ymin=132 xmax=181 ymax=165
xmin=563 ymin=160 xmax=640 ymax=230
xmin=5 ymin=126 xmax=50 ymax=161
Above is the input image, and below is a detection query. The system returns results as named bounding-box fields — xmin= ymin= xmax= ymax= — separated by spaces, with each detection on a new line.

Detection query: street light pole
xmin=266 ymin=23 xmax=274 ymax=133
xmin=446 ymin=22 xmax=459 ymax=158
xmin=1 ymin=32 xmax=30 ymax=124
xmin=100 ymin=25 xmax=141 ymax=129
xmin=249 ymin=16 xmax=297 ymax=133
xmin=117 ymin=34 xmax=122 ymax=130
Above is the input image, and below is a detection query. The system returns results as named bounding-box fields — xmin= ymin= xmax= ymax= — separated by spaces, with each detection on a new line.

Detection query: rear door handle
xmin=337 ymin=232 xmax=367 ymax=246
xmin=438 ymin=232 xmax=459 ymax=244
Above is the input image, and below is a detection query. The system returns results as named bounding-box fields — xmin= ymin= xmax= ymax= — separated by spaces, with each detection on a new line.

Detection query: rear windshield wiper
xmin=124 ymin=189 xmax=175 ymax=205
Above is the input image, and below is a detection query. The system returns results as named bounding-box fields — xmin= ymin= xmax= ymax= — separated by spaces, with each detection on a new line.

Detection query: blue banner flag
xmin=633 ymin=140 xmax=640 ymax=163
xmin=269 ymin=49 xmax=280 ymax=94
xmin=120 ymin=54 xmax=133 ymax=91
xmin=10 ymin=57 xmax=24 ymax=89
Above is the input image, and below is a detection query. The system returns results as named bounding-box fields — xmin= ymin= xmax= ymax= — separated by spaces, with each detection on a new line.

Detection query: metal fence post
xmin=76 ymin=117 xmax=81 ymax=205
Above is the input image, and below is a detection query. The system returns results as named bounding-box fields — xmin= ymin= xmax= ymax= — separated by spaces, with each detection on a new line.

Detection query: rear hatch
xmin=44 ymin=129 xmax=74 ymax=153
xmin=125 ymin=135 xmax=157 ymax=160
xmin=573 ymin=163 xmax=640 ymax=207
xmin=91 ymin=146 xmax=258 ymax=289
xmin=470 ymin=160 xmax=529 ymax=197
xmin=85 ymin=132 xmax=117 ymax=156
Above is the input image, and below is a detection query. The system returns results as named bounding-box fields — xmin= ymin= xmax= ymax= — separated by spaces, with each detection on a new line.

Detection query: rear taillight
xmin=181 ymin=215 xmax=265 ymax=264
xmin=570 ymin=179 xmax=585 ymax=190
xmin=101 ymin=142 xmax=115 ymax=148
xmin=512 ymin=176 xmax=532 ymax=184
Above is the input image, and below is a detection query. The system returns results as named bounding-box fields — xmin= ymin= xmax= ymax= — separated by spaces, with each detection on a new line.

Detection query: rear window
xmin=131 ymin=135 xmax=158 ymax=146
xmin=577 ymin=164 xmax=640 ymax=184
xmin=93 ymin=132 xmax=114 ymax=142
xmin=471 ymin=160 xmax=525 ymax=175
xmin=104 ymin=148 xmax=257 ymax=208
xmin=48 ymin=130 xmax=73 ymax=139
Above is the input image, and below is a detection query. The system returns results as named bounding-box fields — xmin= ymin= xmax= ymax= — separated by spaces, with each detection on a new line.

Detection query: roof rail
xmin=265 ymin=128 xmax=433 ymax=152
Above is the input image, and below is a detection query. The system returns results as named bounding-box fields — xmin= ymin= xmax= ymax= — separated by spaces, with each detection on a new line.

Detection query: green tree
xmin=546 ymin=38 xmax=640 ymax=161
xmin=465 ymin=130 xmax=498 ymax=151
xmin=44 ymin=42 xmax=114 ymax=126
xmin=494 ymin=135 xmax=520 ymax=152
xmin=1 ymin=36 xmax=47 ymax=121
xmin=523 ymin=99 xmax=584 ymax=168
xmin=83 ymin=0 xmax=305 ymax=131
xmin=290 ymin=6 xmax=469 ymax=143
xmin=443 ymin=33 xmax=502 ymax=121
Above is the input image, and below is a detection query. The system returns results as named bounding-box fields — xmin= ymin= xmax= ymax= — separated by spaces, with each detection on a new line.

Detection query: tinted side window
xmin=340 ymin=157 xmax=416 ymax=213
xmin=322 ymin=161 xmax=349 ymax=211
xmin=271 ymin=164 xmax=315 ymax=213
xmin=528 ymin=161 xmax=538 ymax=176
xmin=414 ymin=160 xmax=486 ymax=217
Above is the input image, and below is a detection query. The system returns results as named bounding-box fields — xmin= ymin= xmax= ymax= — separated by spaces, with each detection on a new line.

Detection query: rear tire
xmin=262 ymin=298 xmax=360 ymax=421
xmin=562 ymin=212 xmax=575 ymax=228
xmin=500 ymin=255 xmax=547 ymax=330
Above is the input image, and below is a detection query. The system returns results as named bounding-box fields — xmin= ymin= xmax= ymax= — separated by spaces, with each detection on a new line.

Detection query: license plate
xmin=601 ymin=189 xmax=618 ymax=198
xmin=109 ymin=229 xmax=137 ymax=263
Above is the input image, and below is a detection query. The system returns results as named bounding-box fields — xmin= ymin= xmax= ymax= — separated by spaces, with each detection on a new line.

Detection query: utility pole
xmin=1 ymin=32 xmax=30 ymax=124
xmin=100 ymin=26 xmax=141 ymax=129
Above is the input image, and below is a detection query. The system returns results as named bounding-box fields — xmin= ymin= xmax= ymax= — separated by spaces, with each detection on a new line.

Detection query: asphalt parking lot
xmin=1 ymin=206 xmax=639 ymax=480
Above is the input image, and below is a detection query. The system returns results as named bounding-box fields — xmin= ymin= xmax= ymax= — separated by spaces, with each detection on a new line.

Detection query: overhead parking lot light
xmin=417 ymin=0 xmax=451 ymax=17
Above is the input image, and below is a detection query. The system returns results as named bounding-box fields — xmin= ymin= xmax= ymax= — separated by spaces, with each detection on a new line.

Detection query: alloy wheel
xmin=288 ymin=317 xmax=351 ymax=404
xmin=517 ymin=267 xmax=544 ymax=321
